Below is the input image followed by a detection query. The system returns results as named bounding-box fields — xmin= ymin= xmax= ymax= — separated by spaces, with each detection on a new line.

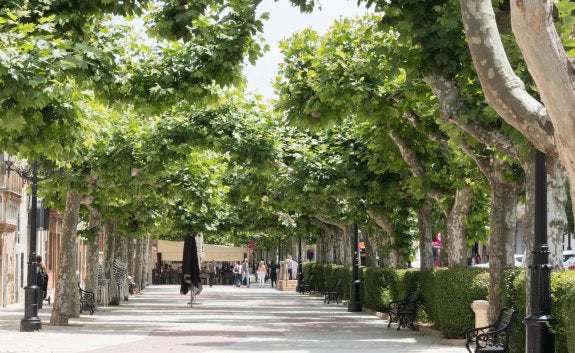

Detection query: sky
xmin=243 ymin=0 xmax=371 ymax=101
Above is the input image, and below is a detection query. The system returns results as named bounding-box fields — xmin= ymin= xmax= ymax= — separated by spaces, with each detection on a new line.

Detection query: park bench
xmin=465 ymin=308 xmax=516 ymax=353
xmin=323 ymin=278 xmax=342 ymax=304
xmin=78 ymin=283 xmax=96 ymax=315
xmin=299 ymin=274 xmax=314 ymax=294
xmin=386 ymin=290 xmax=420 ymax=330
xmin=112 ymin=258 xmax=128 ymax=301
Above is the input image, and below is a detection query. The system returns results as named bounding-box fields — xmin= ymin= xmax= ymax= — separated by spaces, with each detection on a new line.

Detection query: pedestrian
xmin=241 ymin=257 xmax=251 ymax=288
xmin=208 ymin=260 xmax=216 ymax=287
xmin=286 ymin=255 xmax=294 ymax=280
xmin=36 ymin=255 xmax=49 ymax=304
xmin=233 ymin=260 xmax=242 ymax=287
xmin=269 ymin=261 xmax=278 ymax=288
xmin=257 ymin=260 xmax=267 ymax=288
xmin=292 ymin=258 xmax=299 ymax=281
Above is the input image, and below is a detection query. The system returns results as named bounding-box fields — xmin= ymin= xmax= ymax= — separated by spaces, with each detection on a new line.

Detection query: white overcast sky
xmin=243 ymin=0 xmax=371 ymax=101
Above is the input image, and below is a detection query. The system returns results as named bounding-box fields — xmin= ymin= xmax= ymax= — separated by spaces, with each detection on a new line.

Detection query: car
xmin=564 ymin=256 xmax=575 ymax=270
xmin=471 ymin=262 xmax=489 ymax=268
xmin=514 ymin=254 xmax=525 ymax=267
xmin=563 ymin=250 xmax=575 ymax=263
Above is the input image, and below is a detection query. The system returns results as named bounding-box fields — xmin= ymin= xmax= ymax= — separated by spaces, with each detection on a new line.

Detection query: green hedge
xmin=551 ymin=271 xmax=575 ymax=353
xmin=302 ymin=262 xmax=575 ymax=352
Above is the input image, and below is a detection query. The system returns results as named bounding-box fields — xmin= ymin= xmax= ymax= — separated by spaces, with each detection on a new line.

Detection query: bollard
xmin=471 ymin=300 xmax=489 ymax=328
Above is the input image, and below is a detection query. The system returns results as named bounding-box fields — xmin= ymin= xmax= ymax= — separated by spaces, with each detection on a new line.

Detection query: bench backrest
xmin=113 ymin=259 xmax=128 ymax=282
xmin=406 ymin=290 xmax=420 ymax=303
xmin=494 ymin=308 xmax=515 ymax=332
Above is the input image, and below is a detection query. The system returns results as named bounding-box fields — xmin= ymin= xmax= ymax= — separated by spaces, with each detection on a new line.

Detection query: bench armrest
xmin=465 ymin=326 xmax=509 ymax=352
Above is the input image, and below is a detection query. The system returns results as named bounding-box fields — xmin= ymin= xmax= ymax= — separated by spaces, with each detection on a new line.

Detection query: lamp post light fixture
xmin=5 ymin=159 xmax=62 ymax=332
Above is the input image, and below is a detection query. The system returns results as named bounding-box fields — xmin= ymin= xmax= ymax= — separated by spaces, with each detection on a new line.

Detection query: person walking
xmin=208 ymin=260 xmax=217 ymax=287
xmin=36 ymin=255 xmax=49 ymax=306
xmin=256 ymin=261 xmax=267 ymax=288
xmin=233 ymin=260 xmax=242 ymax=287
xmin=269 ymin=261 xmax=278 ymax=288
xmin=241 ymin=258 xmax=251 ymax=288
xmin=286 ymin=255 xmax=294 ymax=280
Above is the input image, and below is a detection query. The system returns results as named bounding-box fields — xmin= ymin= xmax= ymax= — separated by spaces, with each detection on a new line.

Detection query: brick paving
xmin=0 ymin=284 xmax=468 ymax=353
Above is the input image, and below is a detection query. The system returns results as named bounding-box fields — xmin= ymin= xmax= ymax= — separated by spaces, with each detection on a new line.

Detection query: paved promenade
xmin=0 ymin=284 xmax=468 ymax=353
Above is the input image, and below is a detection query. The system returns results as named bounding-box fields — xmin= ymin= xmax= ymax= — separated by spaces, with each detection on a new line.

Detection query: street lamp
xmin=5 ymin=159 xmax=62 ymax=332
xmin=348 ymin=223 xmax=362 ymax=312
xmin=524 ymin=150 xmax=555 ymax=352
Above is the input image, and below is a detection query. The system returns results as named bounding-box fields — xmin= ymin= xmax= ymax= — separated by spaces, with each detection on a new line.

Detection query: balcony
xmin=0 ymin=155 xmax=23 ymax=233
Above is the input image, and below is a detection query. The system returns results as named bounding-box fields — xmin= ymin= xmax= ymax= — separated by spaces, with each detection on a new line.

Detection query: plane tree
xmin=0 ymin=0 xmax=272 ymax=325
xmin=275 ymin=17 xmax=491 ymax=269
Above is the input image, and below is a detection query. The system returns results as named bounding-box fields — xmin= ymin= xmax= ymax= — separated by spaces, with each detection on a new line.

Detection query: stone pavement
xmin=0 ymin=284 xmax=468 ymax=353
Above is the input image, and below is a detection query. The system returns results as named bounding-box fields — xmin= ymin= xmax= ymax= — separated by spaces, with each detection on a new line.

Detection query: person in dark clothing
xmin=36 ymin=255 xmax=49 ymax=303
xmin=269 ymin=261 xmax=278 ymax=288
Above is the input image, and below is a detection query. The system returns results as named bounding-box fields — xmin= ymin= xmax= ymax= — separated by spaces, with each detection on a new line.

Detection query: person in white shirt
xmin=256 ymin=261 xmax=267 ymax=288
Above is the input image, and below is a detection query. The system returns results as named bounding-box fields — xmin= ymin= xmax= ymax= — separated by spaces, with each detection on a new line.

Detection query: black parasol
xmin=180 ymin=234 xmax=202 ymax=296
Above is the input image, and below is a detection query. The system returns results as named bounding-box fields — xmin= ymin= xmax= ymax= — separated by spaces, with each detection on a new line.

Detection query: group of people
xmin=230 ymin=255 xmax=299 ymax=288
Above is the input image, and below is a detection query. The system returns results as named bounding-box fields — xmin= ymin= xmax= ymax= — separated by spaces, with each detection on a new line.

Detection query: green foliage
xmin=429 ymin=268 xmax=488 ymax=338
xmin=555 ymin=0 xmax=575 ymax=57
xmin=360 ymin=267 xmax=389 ymax=312
xmin=500 ymin=269 xmax=526 ymax=353
xmin=551 ymin=271 xmax=575 ymax=353
xmin=306 ymin=263 xmax=575 ymax=350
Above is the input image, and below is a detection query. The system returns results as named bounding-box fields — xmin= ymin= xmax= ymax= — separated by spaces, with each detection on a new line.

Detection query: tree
xmin=275 ymin=16 xmax=491 ymax=268
xmin=458 ymin=0 xmax=575 ymax=224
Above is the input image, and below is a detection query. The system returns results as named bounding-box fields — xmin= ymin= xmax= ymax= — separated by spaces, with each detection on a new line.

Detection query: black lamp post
xmin=297 ymin=233 xmax=303 ymax=292
xmin=524 ymin=150 xmax=555 ymax=352
xmin=348 ymin=223 xmax=362 ymax=312
xmin=6 ymin=159 xmax=61 ymax=332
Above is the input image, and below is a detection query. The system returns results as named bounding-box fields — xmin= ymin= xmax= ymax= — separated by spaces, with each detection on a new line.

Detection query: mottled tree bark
xmin=416 ymin=202 xmax=434 ymax=269
xmin=460 ymin=0 xmax=575 ymax=241
xmin=134 ymin=236 xmax=144 ymax=290
xmin=50 ymin=190 xmax=81 ymax=326
xmin=547 ymin=157 xmax=568 ymax=268
xmin=446 ymin=187 xmax=474 ymax=267
xmin=104 ymin=220 xmax=116 ymax=282
xmin=127 ymin=235 xmax=135 ymax=279
xmin=362 ymin=230 xmax=382 ymax=267
xmin=486 ymin=158 xmax=519 ymax=321
xmin=368 ymin=210 xmax=401 ymax=267
xmin=83 ymin=206 xmax=101 ymax=296
xmin=510 ymin=0 xmax=575 ymax=222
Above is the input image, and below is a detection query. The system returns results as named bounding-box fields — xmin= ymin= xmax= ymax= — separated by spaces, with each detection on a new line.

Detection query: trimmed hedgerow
xmin=302 ymin=262 xmax=575 ymax=350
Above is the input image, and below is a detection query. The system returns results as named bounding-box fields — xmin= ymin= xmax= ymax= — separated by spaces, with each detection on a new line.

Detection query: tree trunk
xmin=127 ymin=235 xmax=135 ymax=279
xmin=335 ymin=227 xmax=344 ymax=265
xmin=134 ymin=236 xmax=144 ymax=290
xmin=522 ymin=154 xmax=535 ymax=315
xmin=104 ymin=220 xmax=116 ymax=282
xmin=446 ymin=187 xmax=474 ymax=267
xmin=367 ymin=210 xmax=398 ymax=267
xmin=458 ymin=0 xmax=555 ymax=154
xmin=416 ymin=202 xmax=434 ymax=269
xmin=311 ymin=218 xmax=332 ymax=265
xmin=363 ymin=231 xmax=378 ymax=267
xmin=343 ymin=225 xmax=353 ymax=266
xmin=144 ymin=236 xmax=152 ymax=288
xmin=379 ymin=235 xmax=393 ymax=268
xmin=510 ymin=2 xmax=575 ymax=221
xmin=547 ymin=156 xmax=568 ymax=268
xmin=487 ymin=159 xmax=519 ymax=321
xmin=84 ymin=206 xmax=101 ymax=295
xmin=50 ymin=190 xmax=81 ymax=326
